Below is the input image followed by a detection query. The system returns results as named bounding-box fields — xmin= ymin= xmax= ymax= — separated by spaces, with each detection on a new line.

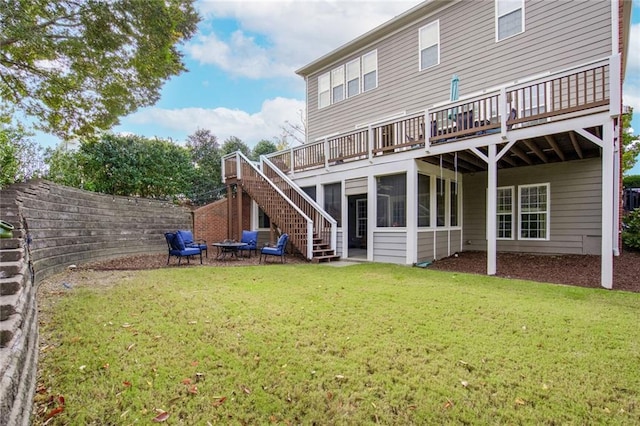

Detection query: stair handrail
xmin=228 ymin=151 xmax=315 ymax=259
xmin=260 ymin=155 xmax=337 ymax=252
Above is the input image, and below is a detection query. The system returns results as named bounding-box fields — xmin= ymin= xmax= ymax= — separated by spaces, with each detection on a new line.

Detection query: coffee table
xmin=212 ymin=242 xmax=248 ymax=260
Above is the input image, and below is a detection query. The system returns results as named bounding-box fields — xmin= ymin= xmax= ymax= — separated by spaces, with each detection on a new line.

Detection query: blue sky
xmin=38 ymin=0 xmax=640 ymax=174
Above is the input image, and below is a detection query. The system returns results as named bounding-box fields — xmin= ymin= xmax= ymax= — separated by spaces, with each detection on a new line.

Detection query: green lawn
xmin=36 ymin=263 xmax=640 ymax=425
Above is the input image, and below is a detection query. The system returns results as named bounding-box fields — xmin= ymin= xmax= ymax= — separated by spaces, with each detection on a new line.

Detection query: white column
xmin=406 ymin=161 xmax=418 ymax=265
xmin=601 ymin=122 xmax=614 ymax=289
xmin=367 ymin=174 xmax=376 ymax=261
xmin=486 ymin=144 xmax=497 ymax=275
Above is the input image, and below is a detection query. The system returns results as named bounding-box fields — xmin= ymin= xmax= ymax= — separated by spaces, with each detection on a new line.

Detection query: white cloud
xmin=126 ymin=97 xmax=306 ymax=147
xmin=627 ymin=23 xmax=640 ymax=75
xmin=190 ymin=0 xmax=422 ymax=79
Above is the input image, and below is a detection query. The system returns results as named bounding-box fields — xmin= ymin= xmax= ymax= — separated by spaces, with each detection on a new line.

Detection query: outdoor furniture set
xmin=164 ymin=229 xmax=289 ymax=265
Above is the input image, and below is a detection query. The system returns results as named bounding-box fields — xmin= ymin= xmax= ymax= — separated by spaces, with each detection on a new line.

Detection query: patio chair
xmin=177 ymin=229 xmax=208 ymax=258
xmin=259 ymin=233 xmax=289 ymax=264
xmin=238 ymin=230 xmax=259 ymax=258
xmin=165 ymin=232 xmax=202 ymax=265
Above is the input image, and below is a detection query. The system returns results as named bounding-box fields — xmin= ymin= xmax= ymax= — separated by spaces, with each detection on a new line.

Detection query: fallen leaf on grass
xmin=188 ymin=320 xmax=197 ymax=325
xmin=45 ymin=406 xmax=64 ymax=420
xmin=188 ymin=385 xmax=198 ymax=395
xmin=443 ymin=399 xmax=454 ymax=409
xmin=121 ymin=323 xmax=132 ymax=328
xmin=122 ymin=381 xmax=131 ymax=387
xmin=152 ymin=410 xmax=170 ymax=422
xmin=190 ymin=360 xmax=199 ymax=367
xmin=460 ymin=380 xmax=469 ymax=388
xmin=126 ymin=343 xmax=135 ymax=351
xmin=181 ymin=378 xmax=192 ymax=385
xmin=515 ymin=398 xmax=526 ymax=406
xmin=212 ymin=396 xmax=227 ymax=407
xmin=242 ymin=385 xmax=251 ymax=394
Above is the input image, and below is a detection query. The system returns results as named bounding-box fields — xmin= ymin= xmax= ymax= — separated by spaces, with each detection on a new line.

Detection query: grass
xmin=35 ymin=263 xmax=640 ymax=425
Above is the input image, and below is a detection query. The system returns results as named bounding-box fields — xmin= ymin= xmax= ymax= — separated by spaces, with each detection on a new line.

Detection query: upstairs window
xmin=331 ymin=66 xmax=345 ymax=103
xmin=362 ymin=50 xmax=378 ymax=92
xmin=419 ymin=20 xmax=440 ymax=70
xmin=317 ymin=50 xmax=377 ymax=108
xmin=496 ymin=0 xmax=524 ymax=41
xmin=346 ymin=58 xmax=360 ymax=98
xmin=318 ymin=72 xmax=330 ymax=109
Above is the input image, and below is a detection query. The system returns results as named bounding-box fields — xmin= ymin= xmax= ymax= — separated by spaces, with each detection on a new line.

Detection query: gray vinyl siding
xmin=345 ymin=177 xmax=368 ymax=195
xmin=462 ymin=158 xmax=603 ymax=255
xmin=372 ymin=231 xmax=406 ymax=263
xmin=417 ymin=231 xmax=435 ymax=262
xmin=435 ymin=231 xmax=450 ymax=259
xmin=336 ymin=229 xmax=344 ymax=257
xmin=305 ymin=0 xmax=612 ymax=142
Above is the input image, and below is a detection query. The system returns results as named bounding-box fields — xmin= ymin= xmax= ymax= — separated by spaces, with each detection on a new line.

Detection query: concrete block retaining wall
xmin=0 ymin=180 xmax=192 ymax=425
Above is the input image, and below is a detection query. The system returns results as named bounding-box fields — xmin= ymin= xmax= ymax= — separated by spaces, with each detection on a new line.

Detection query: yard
xmin=34 ymin=260 xmax=640 ymax=424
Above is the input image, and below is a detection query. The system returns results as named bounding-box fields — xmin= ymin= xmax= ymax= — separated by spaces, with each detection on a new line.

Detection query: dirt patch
xmin=428 ymin=250 xmax=640 ymax=292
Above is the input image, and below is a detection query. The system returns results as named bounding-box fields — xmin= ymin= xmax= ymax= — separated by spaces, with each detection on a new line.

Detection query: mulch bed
xmin=79 ymin=250 xmax=640 ymax=293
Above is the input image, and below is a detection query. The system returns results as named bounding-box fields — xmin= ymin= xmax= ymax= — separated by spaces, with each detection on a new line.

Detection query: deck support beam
xmin=600 ymin=122 xmax=614 ymax=289
xmin=486 ymin=144 xmax=498 ymax=276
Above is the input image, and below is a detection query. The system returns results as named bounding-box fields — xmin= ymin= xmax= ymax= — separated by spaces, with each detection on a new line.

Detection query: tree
xmin=0 ymin=114 xmax=45 ymax=188
xmin=280 ymin=109 xmax=306 ymax=145
xmin=221 ymin=136 xmax=251 ymax=157
xmin=622 ymin=108 xmax=640 ymax=174
xmin=251 ymin=139 xmax=278 ymax=160
xmin=0 ymin=0 xmax=199 ymax=140
xmin=79 ymin=134 xmax=193 ymax=197
xmin=44 ymin=144 xmax=83 ymax=188
xmin=185 ymin=128 xmax=223 ymax=203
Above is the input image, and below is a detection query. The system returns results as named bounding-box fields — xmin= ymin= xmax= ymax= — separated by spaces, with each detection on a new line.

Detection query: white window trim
xmin=495 ymin=0 xmax=525 ymax=42
xmin=497 ymin=185 xmax=515 ymax=240
xmin=346 ymin=58 xmax=361 ymax=98
xmin=419 ymin=20 xmax=440 ymax=71
xmin=518 ymin=183 xmax=550 ymax=241
xmin=318 ymin=72 xmax=330 ymax=109
xmin=331 ymin=65 xmax=345 ymax=104
xmin=362 ymin=50 xmax=378 ymax=92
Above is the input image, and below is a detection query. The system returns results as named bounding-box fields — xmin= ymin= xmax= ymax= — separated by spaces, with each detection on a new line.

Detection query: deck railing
xmin=262 ymin=58 xmax=611 ymax=174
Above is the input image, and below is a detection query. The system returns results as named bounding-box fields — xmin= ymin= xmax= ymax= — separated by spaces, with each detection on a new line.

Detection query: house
xmin=222 ymin=0 xmax=632 ymax=289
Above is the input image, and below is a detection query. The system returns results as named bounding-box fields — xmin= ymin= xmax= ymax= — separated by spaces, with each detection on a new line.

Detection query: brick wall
xmin=0 ymin=180 xmax=193 ymax=426
xmin=193 ymin=189 xmax=251 ymax=244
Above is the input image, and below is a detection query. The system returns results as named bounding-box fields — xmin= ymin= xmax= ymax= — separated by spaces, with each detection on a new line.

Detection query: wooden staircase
xmin=311 ymin=235 xmax=340 ymax=263
xmin=223 ymin=152 xmax=339 ymax=263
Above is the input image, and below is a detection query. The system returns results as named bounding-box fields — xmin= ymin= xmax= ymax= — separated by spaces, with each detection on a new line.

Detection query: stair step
xmin=311 ymin=255 xmax=341 ymax=263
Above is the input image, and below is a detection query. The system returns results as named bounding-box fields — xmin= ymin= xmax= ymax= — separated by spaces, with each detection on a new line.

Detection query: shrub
xmin=622 ymin=208 xmax=640 ymax=250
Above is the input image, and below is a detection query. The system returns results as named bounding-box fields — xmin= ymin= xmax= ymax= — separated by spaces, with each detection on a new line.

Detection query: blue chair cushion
xmin=240 ymin=230 xmax=258 ymax=249
xmin=173 ymin=231 xmax=186 ymax=250
xmin=261 ymin=247 xmax=281 ymax=255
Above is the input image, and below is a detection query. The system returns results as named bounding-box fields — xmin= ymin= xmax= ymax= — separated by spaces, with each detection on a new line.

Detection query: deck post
xmin=368 ymin=125 xmax=374 ymax=162
xmin=486 ymin=144 xmax=497 ymax=275
xmin=600 ymin=121 xmax=614 ymax=289
xmin=424 ymin=109 xmax=431 ymax=152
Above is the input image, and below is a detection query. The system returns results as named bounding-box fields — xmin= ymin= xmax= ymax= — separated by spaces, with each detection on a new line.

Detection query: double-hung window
xmin=331 ymin=66 xmax=345 ymax=103
xmin=419 ymin=20 xmax=440 ymax=70
xmin=346 ymin=58 xmax=360 ymax=98
xmin=318 ymin=72 xmax=330 ymax=109
xmin=362 ymin=50 xmax=378 ymax=92
xmin=519 ymin=183 xmax=549 ymax=240
xmin=450 ymin=181 xmax=459 ymax=227
xmin=496 ymin=0 xmax=524 ymax=41
xmin=496 ymin=186 xmax=514 ymax=239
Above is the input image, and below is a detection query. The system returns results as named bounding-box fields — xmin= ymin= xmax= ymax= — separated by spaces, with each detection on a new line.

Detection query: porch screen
xmin=324 ymin=183 xmax=342 ymax=227
xmin=417 ymin=174 xmax=430 ymax=227
xmin=377 ymin=173 xmax=406 ymax=227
